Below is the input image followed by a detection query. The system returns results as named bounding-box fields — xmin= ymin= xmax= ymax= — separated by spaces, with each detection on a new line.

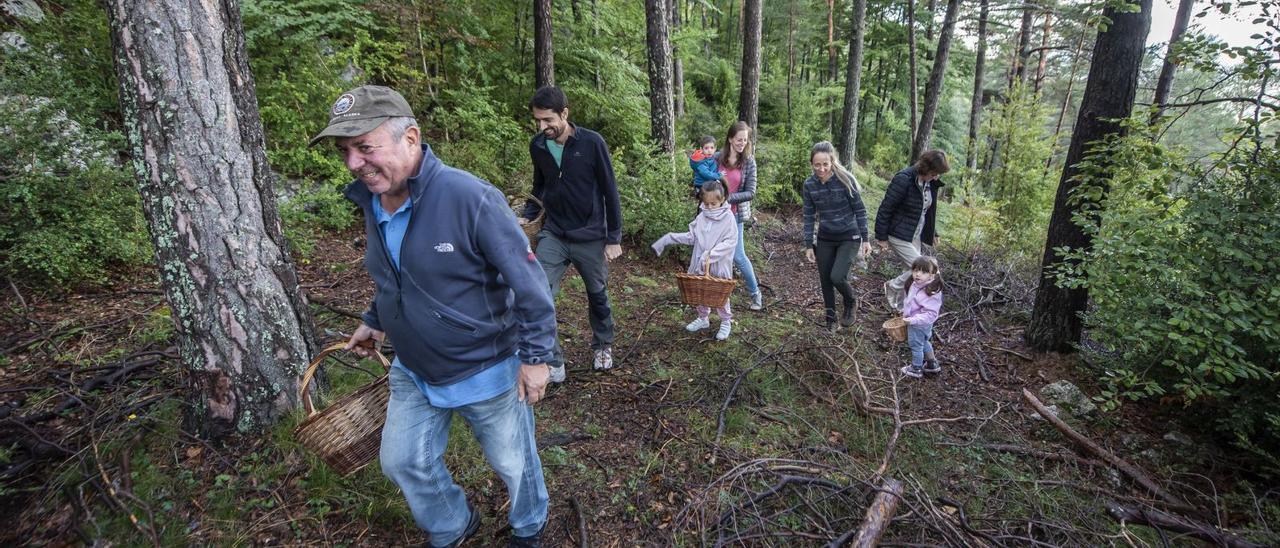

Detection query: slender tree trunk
xmin=913 ymin=0 xmax=961 ymax=160
xmin=645 ymin=0 xmax=675 ymax=153
xmin=839 ymin=0 xmax=869 ymax=164
xmin=738 ymin=0 xmax=762 ymax=131
xmin=787 ymin=0 xmax=797 ymax=130
xmin=925 ymin=0 xmax=938 ymax=61
xmin=671 ymin=0 xmax=685 ymax=118
xmin=534 ymin=0 xmax=555 ymax=88
xmin=1034 ymin=11 xmax=1053 ymax=93
xmin=571 ymin=0 xmax=581 ymax=23
xmin=105 ymin=0 xmax=317 ymax=438
xmin=592 ymin=0 xmax=601 ymax=91
xmin=1151 ymin=0 xmax=1195 ymax=123
xmin=1046 ymin=30 xmax=1088 ymax=170
xmin=1012 ymin=2 xmax=1034 ymax=86
xmin=827 ymin=0 xmax=838 ymax=133
xmin=907 ymin=0 xmax=919 ymax=149
xmin=966 ymin=0 xmax=990 ymax=170
xmin=1026 ymin=0 xmax=1153 ymax=352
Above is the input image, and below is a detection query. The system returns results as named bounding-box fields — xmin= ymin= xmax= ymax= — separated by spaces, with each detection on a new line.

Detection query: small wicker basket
xmin=675 ymin=259 xmax=736 ymax=308
xmin=294 ymin=341 xmax=391 ymax=476
xmin=882 ymin=317 xmax=908 ymax=342
xmin=518 ymin=195 xmax=545 ymax=249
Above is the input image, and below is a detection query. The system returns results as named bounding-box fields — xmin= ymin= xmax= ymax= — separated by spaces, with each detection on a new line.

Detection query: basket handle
xmin=298 ymin=340 xmax=391 ymax=417
xmin=702 ymin=257 xmax=711 ymax=277
xmin=526 ymin=194 xmax=545 ymax=224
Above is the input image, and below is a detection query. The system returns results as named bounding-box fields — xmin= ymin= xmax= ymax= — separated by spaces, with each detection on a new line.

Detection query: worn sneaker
xmin=748 ymin=291 xmax=764 ymax=311
xmin=922 ymin=360 xmax=942 ymax=374
xmin=715 ymin=321 xmax=732 ymax=341
xmin=593 ymin=347 xmax=613 ymax=370
xmin=548 ymin=364 xmax=566 ymax=383
xmin=900 ymin=364 xmax=924 ymax=378
xmin=840 ymin=304 xmax=856 ymax=327
xmin=508 ymin=522 xmax=546 ymax=548
xmin=685 ymin=317 xmax=711 ymax=332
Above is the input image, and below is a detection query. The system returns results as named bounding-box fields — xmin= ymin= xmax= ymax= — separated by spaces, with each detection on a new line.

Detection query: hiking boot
xmin=840 ymin=304 xmax=856 ymax=327
xmin=593 ymin=347 xmax=613 ymax=370
xmin=508 ymin=522 xmax=546 ymax=548
xmin=922 ymin=359 xmax=941 ymax=374
xmin=435 ymin=501 xmax=481 ymax=548
xmin=748 ymin=291 xmax=763 ymax=311
xmin=685 ymin=317 xmax=710 ymax=332
xmin=715 ymin=321 xmax=732 ymax=341
xmin=900 ymin=364 xmax=924 ymax=379
xmin=548 ymin=364 xmax=566 ymax=384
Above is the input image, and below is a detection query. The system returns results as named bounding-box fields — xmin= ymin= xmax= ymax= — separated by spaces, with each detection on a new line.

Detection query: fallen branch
xmin=829 ymin=477 xmax=903 ymax=548
xmin=1022 ymin=389 xmax=1189 ymax=511
xmin=987 ymin=344 xmax=1032 ymax=361
xmin=568 ymin=496 xmax=589 ymax=548
xmin=1107 ymin=503 xmax=1263 ymax=548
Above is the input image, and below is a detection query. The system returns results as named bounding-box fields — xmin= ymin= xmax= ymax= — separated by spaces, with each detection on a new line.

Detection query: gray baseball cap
xmin=309 ymin=85 xmax=415 ymax=146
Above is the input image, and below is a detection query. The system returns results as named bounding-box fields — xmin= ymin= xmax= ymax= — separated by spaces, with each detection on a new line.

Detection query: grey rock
xmin=3 ymin=0 xmax=44 ymax=22
xmin=1030 ymin=404 xmax=1060 ymax=421
xmin=2 ymin=31 xmax=28 ymax=52
xmin=1040 ymin=380 xmax=1098 ymax=417
xmin=1162 ymin=431 xmax=1193 ymax=446
xmin=340 ymin=62 xmax=364 ymax=83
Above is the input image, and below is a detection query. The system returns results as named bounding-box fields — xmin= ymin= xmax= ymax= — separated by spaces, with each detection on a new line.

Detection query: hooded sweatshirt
xmin=902 ymin=278 xmax=943 ymax=326
xmin=651 ymin=203 xmax=738 ymax=278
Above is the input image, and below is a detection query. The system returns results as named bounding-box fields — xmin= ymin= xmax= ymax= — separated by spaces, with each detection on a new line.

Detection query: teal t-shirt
xmin=547 ymin=139 xmax=564 ymax=167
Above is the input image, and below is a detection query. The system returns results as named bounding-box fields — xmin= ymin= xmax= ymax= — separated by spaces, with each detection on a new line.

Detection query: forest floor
xmin=1 ymin=208 xmax=1276 ymax=546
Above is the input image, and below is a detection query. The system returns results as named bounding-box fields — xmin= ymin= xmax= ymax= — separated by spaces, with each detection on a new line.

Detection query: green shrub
xmin=976 ymin=84 xmax=1056 ymax=257
xmin=1058 ymin=123 xmax=1280 ymax=473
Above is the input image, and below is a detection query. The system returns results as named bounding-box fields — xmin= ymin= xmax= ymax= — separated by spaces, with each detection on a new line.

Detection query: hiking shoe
xmin=437 ymin=501 xmax=481 ymax=547
xmin=840 ymin=304 xmax=856 ymax=327
xmin=593 ymin=347 xmax=613 ymax=370
xmin=900 ymin=365 xmax=924 ymax=379
xmin=715 ymin=321 xmax=732 ymax=341
xmin=548 ymin=364 xmax=566 ymax=383
xmin=508 ymin=522 xmax=546 ymax=548
xmin=686 ymin=317 xmax=711 ymax=332
xmin=748 ymin=291 xmax=763 ymax=311
xmin=922 ymin=360 xmax=941 ymax=374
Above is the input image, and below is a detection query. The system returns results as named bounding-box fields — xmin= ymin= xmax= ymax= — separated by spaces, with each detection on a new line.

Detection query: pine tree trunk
xmin=1012 ymin=2 xmax=1034 ymax=86
xmin=645 ymin=0 xmax=675 ymax=154
xmin=966 ymin=0 xmax=990 ymax=170
xmin=838 ymin=0 xmax=869 ymax=164
xmin=671 ymin=0 xmax=685 ymax=118
xmin=738 ymin=0 xmax=762 ymax=131
xmin=1034 ymin=11 xmax=1053 ymax=93
xmin=1151 ymin=0 xmax=1194 ymax=123
xmin=787 ymin=0 xmax=796 ymax=130
xmin=534 ymin=0 xmax=555 ymax=88
xmin=1026 ymin=0 xmax=1152 ymax=352
xmin=912 ymin=0 xmax=961 ymax=160
xmin=105 ymin=0 xmax=317 ymax=438
xmin=907 ymin=0 xmax=920 ymax=149
xmin=925 ymin=0 xmax=937 ymax=61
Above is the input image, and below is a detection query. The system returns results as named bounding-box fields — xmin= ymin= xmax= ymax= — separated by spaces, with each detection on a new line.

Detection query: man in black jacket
xmin=874 ymin=150 xmax=949 ymax=310
xmin=521 ymin=86 xmax=624 ymax=382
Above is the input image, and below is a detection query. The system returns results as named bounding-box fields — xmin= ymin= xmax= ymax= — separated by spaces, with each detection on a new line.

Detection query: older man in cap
xmin=313 ymin=85 xmax=553 ymax=547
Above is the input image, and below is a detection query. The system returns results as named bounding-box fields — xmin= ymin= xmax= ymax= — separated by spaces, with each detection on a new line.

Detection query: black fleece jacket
xmin=523 ymin=125 xmax=623 ymax=244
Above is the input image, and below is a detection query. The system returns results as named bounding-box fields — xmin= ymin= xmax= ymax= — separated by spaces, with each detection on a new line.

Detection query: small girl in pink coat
xmin=900 ymin=256 xmax=944 ymax=378
xmin=652 ymin=181 xmax=739 ymax=340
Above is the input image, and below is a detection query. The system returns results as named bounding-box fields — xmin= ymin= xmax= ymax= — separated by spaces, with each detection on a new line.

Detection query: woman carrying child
xmin=801 ymin=141 xmax=871 ymax=332
xmin=652 ymin=180 xmax=739 ymax=341
xmin=899 ymin=256 xmax=944 ymax=378
xmin=716 ymin=121 xmax=763 ymax=311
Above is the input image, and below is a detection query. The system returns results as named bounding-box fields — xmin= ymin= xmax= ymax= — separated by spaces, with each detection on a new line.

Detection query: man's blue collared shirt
xmin=374 ymin=194 xmax=518 ymax=408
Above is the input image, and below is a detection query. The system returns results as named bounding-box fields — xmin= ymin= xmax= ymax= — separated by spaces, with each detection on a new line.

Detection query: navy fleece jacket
xmin=523 ymin=125 xmax=623 ymax=244
xmin=345 ymin=144 xmax=557 ymax=385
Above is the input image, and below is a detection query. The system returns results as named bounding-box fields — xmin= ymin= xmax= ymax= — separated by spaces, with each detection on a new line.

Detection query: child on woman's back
xmin=652 ymin=181 xmax=739 ymax=340
xmin=688 ymin=135 xmax=722 ymax=193
xmin=900 ymin=256 xmax=944 ymax=378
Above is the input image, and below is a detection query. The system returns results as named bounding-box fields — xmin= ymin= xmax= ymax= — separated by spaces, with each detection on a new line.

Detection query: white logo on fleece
xmin=434 ymin=242 xmax=455 ymax=253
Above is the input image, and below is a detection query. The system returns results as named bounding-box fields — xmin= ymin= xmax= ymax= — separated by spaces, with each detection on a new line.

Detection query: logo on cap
xmin=332 ymin=94 xmax=356 ymax=115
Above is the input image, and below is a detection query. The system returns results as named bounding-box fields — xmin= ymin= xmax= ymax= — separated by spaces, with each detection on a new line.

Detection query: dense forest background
xmin=1 ymin=0 xmax=1278 ymax=544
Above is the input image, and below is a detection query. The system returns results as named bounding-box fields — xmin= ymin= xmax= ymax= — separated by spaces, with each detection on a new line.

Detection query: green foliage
xmin=976 ymin=84 xmax=1056 ymax=257
xmin=614 ymin=151 xmax=690 ymax=243
xmin=1057 ymin=122 xmax=1280 ymax=473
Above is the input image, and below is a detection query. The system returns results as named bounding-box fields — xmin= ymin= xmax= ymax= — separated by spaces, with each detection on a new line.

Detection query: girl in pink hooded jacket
xmin=652 ymin=181 xmax=739 ymax=340
xmin=900 ymin=256 xmax=944 ymax=378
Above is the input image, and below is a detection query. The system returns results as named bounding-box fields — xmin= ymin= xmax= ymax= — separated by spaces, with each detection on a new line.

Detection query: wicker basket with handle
xmin=882 ymin=317 xmax=908 ymax=342
xmin=675 ymin=258 xmax=736 ymax=308
xmin=518 ymin=195 xmax=545 ymax=248
xmin=294 ymin=340 xmax=391 ymax=476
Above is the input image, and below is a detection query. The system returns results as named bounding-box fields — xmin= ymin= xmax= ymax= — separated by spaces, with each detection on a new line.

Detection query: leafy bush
xmin=976 ymin=84 xmax=1056 ymax=257
xmin=1058 ymin=123 xmax=1280 ymax=473
xmin=614 ymin=150 xmax=689 ymax=244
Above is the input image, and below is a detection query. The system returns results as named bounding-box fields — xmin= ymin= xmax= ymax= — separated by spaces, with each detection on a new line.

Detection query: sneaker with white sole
xmin=748 ymin=292 xmax=763 ymax=311
xmin=899 ymin=364 xmax=923 ymax=378
xmin=593 ymin=347 xmax=613 ymax=370
xmin=685 ymin=317 xmax=710 ymax=332
xmin=548 ymin=364 xmax=566 ymax=383
xmin=715 ymin=321 xmax=732 ymax=340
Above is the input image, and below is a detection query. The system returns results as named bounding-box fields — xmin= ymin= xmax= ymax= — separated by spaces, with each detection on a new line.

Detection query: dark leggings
xmin=815 ymin=239 xmax=858 ymax=320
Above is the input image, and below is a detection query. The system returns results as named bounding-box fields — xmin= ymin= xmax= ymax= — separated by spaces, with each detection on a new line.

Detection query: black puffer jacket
xmin=874 ymin=166 xmax=944 ymax=244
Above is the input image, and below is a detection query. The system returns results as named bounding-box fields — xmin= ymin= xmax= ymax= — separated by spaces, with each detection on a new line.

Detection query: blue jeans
xmin=735 ymin=221 xmax=760 ymax=296
xmin=381 ymin=367 xmax=549 ymax=545
xmin=907 ymin=323 xmax=934 ymax=368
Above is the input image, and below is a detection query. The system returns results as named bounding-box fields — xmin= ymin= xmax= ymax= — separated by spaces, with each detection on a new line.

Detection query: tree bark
xmin=912 ymin=0 xmax=961 ymax=160
xmin=534 ymin=0 xmax=555 ymax=88
xmin=1034 ymin=11 xmax=1053 ymax=93
xmin=645 ymin=0 xmax=675 ymax=154
xmin=1150 ymin=0 xmax=1194 ymax=123
xmin=1025 ymin=0 xmax=1152 ymax=352
xmin=838 ymin=0 xmax=869 ymax=164
xmin=105 ymin=0 xmax=317 ymax=438
xmin=787 ymin=0 xmax=797 ymax=130
xmin=851 ymin=478 xmax=904 ymax=547
xmin=965 ymin=0 xmax=990 ymax=170
xmin=671 ymin=0 xmax=685 ymax=118
xmin=738 ymin=0 xmax=762 ymax=131
xmin=907 ymin=0 xmax=920 ymax=147
xmin=1012 ymin=2 xmax=1035 ymax=86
